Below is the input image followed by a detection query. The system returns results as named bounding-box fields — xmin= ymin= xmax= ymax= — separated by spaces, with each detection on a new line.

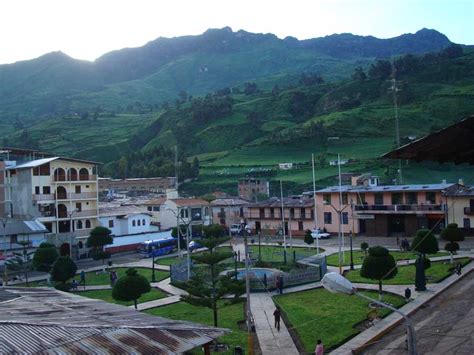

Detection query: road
xmin=363 ymin=271 xmax=474 ymax=354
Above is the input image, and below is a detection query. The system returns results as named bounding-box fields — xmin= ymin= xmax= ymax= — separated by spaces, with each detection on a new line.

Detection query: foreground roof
xmin=443 ymin=184 xmax=474 ymax=197
xmin=0 ymin=287 xmax=227 ymax=354
xmin=316 ymin=183 xmax=454 ymax=194
xmin=0 ymin=219 xmax=49 ymax=236
xmin=381 ymin=116 xmax=474 ymax=165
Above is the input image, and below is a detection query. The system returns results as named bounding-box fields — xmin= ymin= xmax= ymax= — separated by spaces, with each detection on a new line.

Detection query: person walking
xmin=79 ymin=270 xmax=86 ymax=289
xmin=110 ymin=270 xmax=117 ymax=286
xmin=314 ymin=339 xmax=324 ymax=355
xmin=456 ymin=262 xmax=462 ymax=276
xmin=279 ymin=275 xmax=284 ymax=294
xmin=404 ymin=287 xmax=411 ymax=301
xmin=273 ymin=307 xmax=281 ymax=331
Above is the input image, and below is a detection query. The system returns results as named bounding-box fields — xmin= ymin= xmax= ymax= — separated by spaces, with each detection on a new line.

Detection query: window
xmin=43 ymin=186 xmax=51 ymax=194
xmin=75 ymin=185 xmax=81 ymax=193
xmin=35 ymin=186 xmax=40 ymax=194
xmin=85 ymin=220 xmax=91 ymax=229
xmin=464 ymin=218 xmax=471 ymax=229
xmin=426 ymin=192 xmax=436 ymax=204
xmin=147 ymin=206 xmax=152 ymax=211
xmin=358 ymin=193 xmax=366 ymax=204
xmin=270 ymin=208 xmax=275 ymax=218
xmin=180 ymin=208 xmax=188 ymax=218
xmin=341 ymin=193 xmax=348 ymax=205
xmin=324 ymin=212 xmax=332 ymax=224
xmin=153 ymin=206 xmax=160 ymax=212
xmin=77 ymin=220 xmax=83 ymax=229
xmin=191 ymin=208 xmax=202 ymax=220
xmin=108 ymin=220 xmax=114 ymax=228
xmin=406 ymin=192 xmax=417 ymax=205
xmin=298 ymin=221 xmax=304 ymax=231
xmin=142 ymin=219 xmax=146 ymax=225
xmin=204 ymin=207 xmax=209 ymax=216
xmin=138 ymin=220 xmax=141 ymax=226
xmin=342 ymin=212 xmax=349 ymax=225
xmin=323 ymin=194 xmax=331 ymax=204
xmin=290 ymin=208 xmax=295 ymax=219
xmin=391 ymin=193 xmax=403 ymax=205
xmin=132 ymin=220 xmax=136 ymax=227
xmin=300 ymin=208 xmax=306 ymax=218
xmin=75 ymin=202 xmax=82 ymax=212
xmin=374 ymin=193 xmax=384 ymax=205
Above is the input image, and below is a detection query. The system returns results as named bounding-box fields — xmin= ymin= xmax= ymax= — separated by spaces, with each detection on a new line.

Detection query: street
xmin=363 ymin=271 xmax=474 ymax=354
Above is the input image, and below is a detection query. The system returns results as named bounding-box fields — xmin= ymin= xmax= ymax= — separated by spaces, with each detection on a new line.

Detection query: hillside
xmin=0 ymin=27 xmax=452 ymax=133
xmin=6 ymin=46 xmax=474 ymax=195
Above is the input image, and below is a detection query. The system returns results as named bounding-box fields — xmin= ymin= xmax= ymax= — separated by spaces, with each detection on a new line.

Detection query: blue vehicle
xmin=138 ymin=236 xmax=177 ymax=257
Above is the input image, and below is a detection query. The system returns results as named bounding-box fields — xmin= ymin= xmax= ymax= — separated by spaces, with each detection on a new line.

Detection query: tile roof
xmin=315 ymin=183 xmax=454 ymax=194
xmin=443 ymin=184 xmax=474 ymax=197
xmin=210 ymin=198 xmax=250 ymax=206
xmin=169 ymin=198 xmax=210 ymax=207
xmin=247 ymin=197 xmax=314 ymax=208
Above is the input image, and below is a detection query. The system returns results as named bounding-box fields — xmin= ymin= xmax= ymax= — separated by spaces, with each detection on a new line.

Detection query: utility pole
xmin=338 ymin=154 xmax=345 ymax=264
xmin=243 ymin=225 xmax=253 ymax=354
xmin=390 ymin=63 xmax=403 ymax=184
xmin=174 ymin=145 xmax=179 ymax=191
xmin=312 ymin=153 xmax=319 ymax=254
xmin=280 ymin=180 xmax=287 ymax=252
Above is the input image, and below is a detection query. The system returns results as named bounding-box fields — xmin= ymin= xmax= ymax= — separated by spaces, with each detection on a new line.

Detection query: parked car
xmin=188 ymin=240 xmax=202 ymax=251
xmin=311 ymin=229 xmax=331 ymax=239
xmin=230 ymin=224 xmax=252 ymax=236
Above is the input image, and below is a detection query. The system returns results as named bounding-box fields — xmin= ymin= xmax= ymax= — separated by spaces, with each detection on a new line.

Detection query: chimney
xmin=458 ymin=179 xmax=464 ymax=186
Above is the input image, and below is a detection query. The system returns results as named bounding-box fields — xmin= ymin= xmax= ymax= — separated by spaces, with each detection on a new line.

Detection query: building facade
xmin=210 ymin=198 xmax=248 ymax=227
xmin=444 ymin=184 xmax=474 ymax=236
xmin=99 ymin=177 xmax=176 ymax=193
xmin=160 ymin=198 xmax=212 ymax=230
xmin=98 ymin=204 xmax=156 ymax=236
xmin=244 ymin=197 xmax=315 ymax=236
xmin=238 ymin=178 xmax=269 ymax=202
xmin=5 ymin=155 xmax=100 ymax=253
xmin=315 ymin=181 xmax=453 ymax=237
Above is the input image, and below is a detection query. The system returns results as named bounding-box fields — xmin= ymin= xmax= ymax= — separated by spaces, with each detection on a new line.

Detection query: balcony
xmin=53 ymin=174 xmax=97 ymax=182
xmin=32 ymin=194 xmax=55 ymax=201
xmin=217 ymin=212 xmax=226 ymax=218
xmin=354 ymin=204 xmax=443 ymax=213
xmin=57 ymin=209 xmax=98 ymax=219
xmin=464 ymin=207 xmax=474 ymax=215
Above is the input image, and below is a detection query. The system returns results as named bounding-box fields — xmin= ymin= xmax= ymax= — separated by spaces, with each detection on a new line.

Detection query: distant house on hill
xmin=329 ymin=159 xmax=349 ymax=166
xmin=278 ymin=163 xmax=294 ymax=170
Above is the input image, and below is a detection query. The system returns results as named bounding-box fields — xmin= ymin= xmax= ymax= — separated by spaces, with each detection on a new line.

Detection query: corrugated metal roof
xmin=0 ymin=288 xmax=228 ymax=354
xmin=248 ymin=196 xmax=314 ymax=208
xmin=0 ymin=219 xmax=49 ymax=235
xmin=7 ymin=157 xmax=59 ymax=169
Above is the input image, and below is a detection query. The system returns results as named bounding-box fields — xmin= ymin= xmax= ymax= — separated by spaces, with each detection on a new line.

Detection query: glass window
xmin=324 ymin=212 xmax=332 ymax=224
xmin=108 ymin=220 xmax=114 ymax=228
xmin=138 ymin=220 xmax=141 ymax=226
xmin=142 ymin=219 xmax=146 ymax=225
xmin=426 ymin=192 xmax=436 ymax=204
xmin=374 ymin=193 xmax=384 ymax=205
xmin=35 ymin=186 xmax=40 ymax=194
xmin=77 ymin=220 xmax=83 ymax=229
xmin=342 ymin=212 xmax=349 ymax=225
xmin=391 ymin=193 xmax=403 ymax=205
xmin=147 ymin=206 xmax=152 ymax=211
xmin=464 ymin=218 xmax=470 ymax=229
xmin=323 ymin=194 xmax=331 ymax=204
xmin=132 ymin=220 xmax=136 ymax=227
xmin=406 ymin=192 xmax=418 ymax=204
xmin=85 ymin=220 xmax=91 ymax=228
xmin=43 ymin=186 xmax=51 ymax=194
xmin=341 ymin=193 xmax=348 ymax=205
xmin=153 ymin=206 xmax=160 ymax=211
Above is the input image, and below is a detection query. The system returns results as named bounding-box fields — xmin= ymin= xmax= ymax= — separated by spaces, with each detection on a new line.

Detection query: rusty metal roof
xmin=0 ymin=287 xmax=228 ymax=354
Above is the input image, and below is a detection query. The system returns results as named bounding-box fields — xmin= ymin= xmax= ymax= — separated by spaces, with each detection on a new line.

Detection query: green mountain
xmin=6 ymin=45 xmax=473 ymax=195
xmin=0 ymin=27 xmax=452 ymax=132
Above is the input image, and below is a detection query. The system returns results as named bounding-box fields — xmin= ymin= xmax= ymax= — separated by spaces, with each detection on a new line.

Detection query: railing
xmin=57 ymin=209 xmax=98 ymax=219
xmin=68 ymin=192 xmax=97 ymax=199
xmin=32 ymin=194 xmax=55 ymax=201
xmin=53 ymin=174 xmax=97 ymax=182
xmin=354 ymin=204 xmax=443 ymax=212
xmin=217 ymin=212 xmax=226 ymax=218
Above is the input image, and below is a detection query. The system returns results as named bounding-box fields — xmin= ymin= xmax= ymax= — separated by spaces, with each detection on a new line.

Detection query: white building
xmin=160 ymin=198 xmax=212 ymax=230
xmin=278 ymin=163 xmax=294 ymax=170
xmin=98 ymin=204 xmax=157 ymax=236
xmin=329 ymin=159 xmax=349 ymax=166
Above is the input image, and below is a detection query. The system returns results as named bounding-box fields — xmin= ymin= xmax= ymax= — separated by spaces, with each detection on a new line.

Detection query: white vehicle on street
xmin=311 ymin=229 xmax=331 ymax=239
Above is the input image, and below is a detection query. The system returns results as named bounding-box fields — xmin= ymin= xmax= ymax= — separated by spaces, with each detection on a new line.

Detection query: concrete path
xmin=132 ymin=295 xmax=181 ymax=311
xmin=250 ymin=292 xmax=299 ymax=355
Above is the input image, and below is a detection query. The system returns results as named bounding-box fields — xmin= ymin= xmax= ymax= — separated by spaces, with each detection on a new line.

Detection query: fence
xmin=170 ymin=258 xmax=193 ymax=283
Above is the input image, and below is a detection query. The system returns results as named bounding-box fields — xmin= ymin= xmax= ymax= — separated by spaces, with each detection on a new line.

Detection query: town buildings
xmin=1 ymin=148 xmax=99 ymax=256
xmin=244 ymin=196 xmax=315 ymax=236
xmin=210 ymin=197 xmax=248 ymax=227
xmin=98 ymin=204 xmax=155 ymax=236
xmin=159 ymin=198 xmax=212 ymax=230
xmin=238 ymin=178 xmax=269 ymax=202
xmin=315 ymin=177 xmax=453 ymax=237
xmin=444 ymin=183 xmax=474 ymax=236
xmin=99 ymin=177 xmax=176 ymax=194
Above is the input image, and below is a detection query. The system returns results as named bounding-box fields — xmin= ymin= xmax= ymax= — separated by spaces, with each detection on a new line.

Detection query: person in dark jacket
xmin=273 ymin=307 xmax=281 ymax=331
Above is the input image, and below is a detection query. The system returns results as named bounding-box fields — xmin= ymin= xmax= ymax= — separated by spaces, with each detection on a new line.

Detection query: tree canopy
xmin=32 ymin=242 xmax=59 ymax=272
xmin=360 ymin=246 xmax=397 ymax=299
xmin=50 ymin=256 xmax=77 ymax=289
xmin=412 ymin=229 xmax=439 ymax=255
xmin=112 ymin=268 xmax=151 ymax=309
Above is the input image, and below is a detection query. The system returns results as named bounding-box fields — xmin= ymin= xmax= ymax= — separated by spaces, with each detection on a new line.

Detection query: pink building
xmin=315 ymin=181 xmax=453 ymax=237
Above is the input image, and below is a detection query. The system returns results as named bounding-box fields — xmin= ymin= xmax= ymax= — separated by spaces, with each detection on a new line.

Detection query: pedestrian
xmin=273 ymin=307 xmax=281 ymax=331
xmin=110 ymin=270 xmax=117 ymax=286
xmin=396 ymin=236 xmax=401 ymax=251
xmin=404 ymin=287 xmax=411 ymax=301
xmin=71 ymin=279 xmax=78 ymax=291
xmin=79 ymin=270 xmax=86 ymax=289
xmin=456 ymin=262 xmax=462 ymax=276
xmin=279 ymin=275 xmax=284 ymax=294
xmin=263 ymin=273 xmax=267 ymax=291
xmin=314 ymin=339 xmax=324 ymax=355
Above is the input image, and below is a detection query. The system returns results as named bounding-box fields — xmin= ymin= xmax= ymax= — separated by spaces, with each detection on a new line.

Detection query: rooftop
xmin=443 ymin=184 xmax=474 ymax=197
xmin=169 ymin=198 xmax=210 ymax=207
xmin=315 ymin=182 xmax=454 ymax=194
xmin=98 ymin=204 xmax=151 ymax=218
xmin=248 ymin=196 xmax=314 ymax=208
xmin=0 ymin=287 xmax=227 ymax=354
xmin=210 ymin=198 xmax=250 ymax=206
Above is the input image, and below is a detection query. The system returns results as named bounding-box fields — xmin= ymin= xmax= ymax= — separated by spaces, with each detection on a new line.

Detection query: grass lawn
xmin=249 ymin=245 xmax=323 ymax=263
xmin=24 ymin=267 xmax=169 ymax=287
xmin=77 ymin=287 xmax=168 ymax=306
xmin=326 ymin=250 xmax=449 ymax=267
xmin=145 ymin=302 xmax=247 ymax=355
xmin=274 ymin=288 xmax=405 ymax=352
xmin=345 ymin=258 xmax=471 ymax=285
xmin=156 ymin=246 xmax=233 ymax=266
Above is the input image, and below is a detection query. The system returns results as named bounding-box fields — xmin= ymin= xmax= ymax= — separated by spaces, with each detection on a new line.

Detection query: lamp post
xmin=69 ymin=209 xmax=78 ymax=259
xmin=349 ymin=199 xmax=355 ymax=270
xmin=151 ymin=251 xmax=156 ymax=282
xmin=323 ymin=201 xmax=349 ymax=274
xmin=322 ymin=272 xmax=417 ymax=355
xmin=1 ymin=213 xmax=10 ymax=286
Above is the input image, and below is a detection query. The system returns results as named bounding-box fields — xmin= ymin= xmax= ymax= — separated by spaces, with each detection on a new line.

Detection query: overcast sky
xmin=1 ymin=0 xmax=472 ymax=64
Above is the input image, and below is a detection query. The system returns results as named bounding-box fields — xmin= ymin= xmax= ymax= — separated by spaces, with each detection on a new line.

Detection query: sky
xmin=0 ymin=0 xmax=473 ymax=64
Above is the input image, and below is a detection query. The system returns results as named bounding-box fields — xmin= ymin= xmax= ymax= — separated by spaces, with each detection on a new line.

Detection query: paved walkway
xmin=132 ymin=295 xmax=181 ymax=311
xmin=250 ymin=292 xmax=299 ymax=355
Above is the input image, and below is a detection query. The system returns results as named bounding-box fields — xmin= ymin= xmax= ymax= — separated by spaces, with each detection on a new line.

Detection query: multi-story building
xmin=238 ymin=178 xmax=269 ymax=202
xmin=315 ymin=179 xmax=454 ymax=237
xmin=210 ymin=198 xmax=248 ymax=227
xmin=444 ymin=183 xmax=474 ymax=236
xmin=244 ymin=196 xmax=315 ymax=236
xmin=3 ymin=149 xmax=100 ymax=254
xmin=99 ymin=177 xmax=177 ymax=194
xmin=160 ymin=198 xmax=212 ymax=230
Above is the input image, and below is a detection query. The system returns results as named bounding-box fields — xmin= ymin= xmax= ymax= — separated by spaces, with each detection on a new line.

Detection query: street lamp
xmin=323 ymin=200 xmax=349 ymax=274
xmin=151 ymin=248 xmax=156 ymax=282
xmin=69 ymin=209 xmax=78 ymax=259
xmin=1 ymin=213 xmax=11 ymax=286
xmin=322 ymin=272 xmax=418 ymax=355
